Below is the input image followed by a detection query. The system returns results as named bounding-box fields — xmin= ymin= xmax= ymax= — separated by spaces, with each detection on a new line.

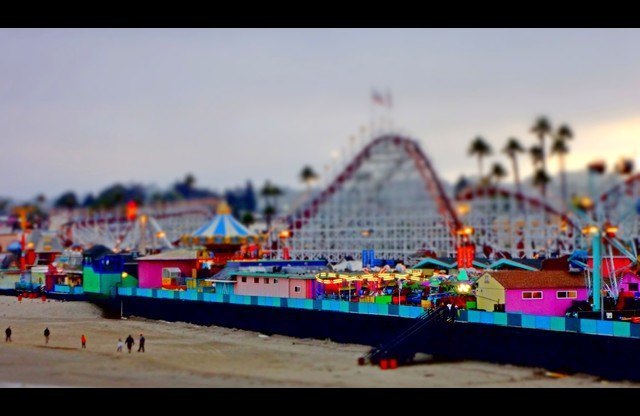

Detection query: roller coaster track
xmin=456 ymin=185 xmax=579 ymax=231
xmin=286 ymin=135 xmax=461 ymax=235
xmin=274 ymin=134 xmax=464 ymax=262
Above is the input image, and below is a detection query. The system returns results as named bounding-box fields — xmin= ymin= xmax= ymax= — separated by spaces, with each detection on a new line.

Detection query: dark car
xmin=339 ymin=289 xmax=358 ymax=301
xmin=406 ymin=289 xmax=425 ymax=306
xmin=565 ymin=300 xmax=592 ymax=318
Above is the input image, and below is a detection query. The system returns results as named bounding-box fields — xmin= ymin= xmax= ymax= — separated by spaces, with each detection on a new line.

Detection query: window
xmin=557 ymin=291 xmax=577 ymax=299
xmin=240 ymin=277 xmax=247 ymax=283
xmin=630 ymin=283 xmax=639 ymax=291
xmin=273 ymin=279 xmax=278 ymax=284
xmin=522 ymin=291 xmax=543 ymax=300
xmin=264 ymin=278 xmax=269 ymax=284
xmin=254 ymin=278 xmax=259 ymax=283
xmin=294 ymin=286 xmax=302 ymax=293
xmin=484 ymin=275 xmax=490 ymax=283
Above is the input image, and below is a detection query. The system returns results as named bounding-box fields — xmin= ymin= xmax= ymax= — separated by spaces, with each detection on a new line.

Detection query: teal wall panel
xmin=580 ymin=319 xmax=597 ymax=334
xmin=535 ymin=316 xmax=551 ymax=330
xmin=596 ymin=320 xmax=614 ymax=336
xmin=370 ymin=303 xmax=380 ymax=314
xmin=493 ymin=312 xmax=507 ymax=326
xmin=480 ymin=311 xmax=494 ymax=324
xmin=467 ymin=310 xmax=481 ymax=323
xmin=137 ymin=288 xmax=152 ymax=297
xmin=458 ymin=309 xmax=468 ymax=321
xmin=521 ymin=314 xmax=536 ymax=328
xmin=377 ymin=303 xmax=389 ymax=315
xmin=407 ymin=307 xmax=423 ymax=318
xmin=399 ymin=305 xmax=418 ymax=318
xmin=550 ymin=317 xmax=565 ymax=331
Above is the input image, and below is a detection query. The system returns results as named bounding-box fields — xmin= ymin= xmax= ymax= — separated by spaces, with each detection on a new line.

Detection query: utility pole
xmin=592 ymin=228 xmax=602 ymax=313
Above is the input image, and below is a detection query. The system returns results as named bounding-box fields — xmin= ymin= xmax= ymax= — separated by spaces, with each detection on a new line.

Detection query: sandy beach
xmin=0 ymin=296 xmax=633 ymax=388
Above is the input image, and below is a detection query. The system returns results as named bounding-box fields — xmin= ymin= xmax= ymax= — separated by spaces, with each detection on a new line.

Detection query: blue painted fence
xmin=53 ymin=285 xmax=84 ymax=295
xmin=117 ymin=287 xmax=423 ymax=319
xmin=458 ymin=309 xmax=639 ymax=339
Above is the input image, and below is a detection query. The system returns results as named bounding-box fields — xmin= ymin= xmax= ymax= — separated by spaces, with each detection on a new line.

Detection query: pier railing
xmin=458 ymin=309 xmax=640 ymax=339
xmin=117 ymin=287 xmax=425 ymax=319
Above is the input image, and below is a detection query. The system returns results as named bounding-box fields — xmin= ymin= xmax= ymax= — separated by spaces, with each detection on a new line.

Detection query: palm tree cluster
xmin=467 ymin=116 xmax=574 ymax=205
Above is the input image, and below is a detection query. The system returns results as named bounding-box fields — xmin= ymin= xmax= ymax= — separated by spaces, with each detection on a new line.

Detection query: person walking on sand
xmin=5 ymin=326 xmax=11 ymax=343
xmin=81 ymin=334 xmax=87 ymax=349
xmin=44 ymin=327 xmax=50 ymax=344
xmin=125 ymin=334 xmax=134 ymax=353
xmin=137 ymin=333 xmax=145 ymax=353
xmin=116 ymin=338 xmax=123 ymax=353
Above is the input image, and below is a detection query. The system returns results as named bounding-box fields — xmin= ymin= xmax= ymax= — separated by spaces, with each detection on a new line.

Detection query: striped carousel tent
xmin=188 ymin=202 xmax=258 ymax=245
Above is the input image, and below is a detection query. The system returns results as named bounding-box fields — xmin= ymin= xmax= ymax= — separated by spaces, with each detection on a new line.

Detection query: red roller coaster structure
xmin=274 ymin=134 xmax=463 ymax=262
xmin=272 ymin=133 xmax=586 ymax=261
xmin=455 ymin=185 xmax=581 ymax=258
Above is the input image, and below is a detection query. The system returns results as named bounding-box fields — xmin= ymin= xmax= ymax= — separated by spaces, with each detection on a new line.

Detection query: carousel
xmin=181 ymin=202 xmax=262 ymax=271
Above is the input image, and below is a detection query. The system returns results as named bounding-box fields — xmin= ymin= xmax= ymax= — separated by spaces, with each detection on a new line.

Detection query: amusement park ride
xmin=567 ymin=160 xmax=640 ymax=313
xmin=275 ymin=134 xmax=460 ymax=263
xmin=57 ymin=200 xmax=213 ymax=253
xmin=46 ymin=126 xmax=640 ymax=285
xmin=265 ymin=128 xmax=595 ymax=263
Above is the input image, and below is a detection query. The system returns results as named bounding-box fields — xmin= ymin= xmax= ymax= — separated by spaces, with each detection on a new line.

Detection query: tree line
xmin=467 ymin=116 xmax=574 ymax=204
xmin=48 ymin=166 xmax=321 ymax=230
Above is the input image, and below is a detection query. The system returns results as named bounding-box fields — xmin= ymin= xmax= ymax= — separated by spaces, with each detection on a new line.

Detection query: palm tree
xmin=556 ymin=124 xmax=573 ymax=142
xmin=260 ymin=181 xmax=276 ymax=202
xmin=553 ymin=124 xmax=573 ymax=209
xmin=530 ymin=117 xmax=552 ymax=196
xmin=299 ymin=165 xmax=318 ymax=189
xmin=468 ymin=136 xmax=492 ymax=182
xmin=529 ymin=146 xmax=550 ymax=196
xmin=263 ymin=205 xmax=276 ymax=231
xmin=529 ymin=145 xmax=544 ymax=167
xmin=503 ymin=137 xmax=525 ymax=195
xmin=270 ymin=185 xmax=283 ymax=209
xmin=184 ymin=173 xmax=196 ymax=189
xmin=532 ymin=168 xmax=551 ymax=194
xmin=260 ymin=181 xmax=284 ymax=231
xmin=551 ymin=135 xmax=570 ymax=211
xmin=54 ymin=191 xmax=79 ymax=210
xmin=241 ymin=212 xmax=255 ymax=227
xmin=490 ymin=162 xmax=508 ymax=186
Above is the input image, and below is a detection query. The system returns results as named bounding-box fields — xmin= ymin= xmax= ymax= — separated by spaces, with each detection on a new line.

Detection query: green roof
xmin=487 ymin=258 xmax=539 ymax=271
xmin=456 ymin=269 xmax=469 ymax=281
xmin=412 ymin=258 xmax=454 ymax=269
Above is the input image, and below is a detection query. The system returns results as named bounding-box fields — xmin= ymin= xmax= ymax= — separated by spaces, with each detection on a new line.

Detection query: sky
xmin=2 ymin=28 xmax=640 ymax=201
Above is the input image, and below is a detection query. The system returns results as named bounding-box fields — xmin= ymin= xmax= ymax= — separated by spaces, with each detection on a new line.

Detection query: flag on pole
xmin=371 ymin=89 xmax=386 ymax=106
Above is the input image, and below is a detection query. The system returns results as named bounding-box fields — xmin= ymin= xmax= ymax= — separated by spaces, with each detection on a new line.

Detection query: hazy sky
xmin=2 ymin=28 xmax=640 ymax=201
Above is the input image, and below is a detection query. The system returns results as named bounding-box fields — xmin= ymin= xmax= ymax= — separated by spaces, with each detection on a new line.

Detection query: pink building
xmin=476 ymin=270 xmax=588 ymax=316
xmin=620 ymin=272 xmax=640 ymax=295
xmin=234 ymin=272 xmax=316 ymax=298
xmin=137 ymin=249 xmax=199 ymax=289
